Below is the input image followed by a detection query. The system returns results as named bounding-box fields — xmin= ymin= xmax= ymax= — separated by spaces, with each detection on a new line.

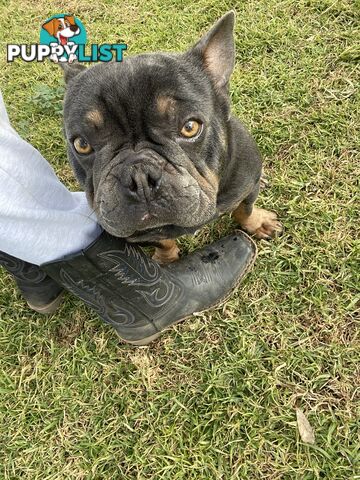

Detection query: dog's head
xmin=42 ymin=15 xmax=80 ymax=45
xmin=61 ymin=12 xmax=235 ymax=241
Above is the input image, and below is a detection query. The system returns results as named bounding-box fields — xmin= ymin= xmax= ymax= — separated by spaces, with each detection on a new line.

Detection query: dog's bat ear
xmin=190 ymin=11 xmax=235 ymax=89
xmin=42 ymin=18 xmax=58 ymax=37
xmin=60 ymin=62 xmax=87 ymax=84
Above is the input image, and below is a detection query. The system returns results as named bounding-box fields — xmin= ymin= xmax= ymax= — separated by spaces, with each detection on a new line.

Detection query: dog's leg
xmin=232 ymin=183 xmax=282 ymax=239
xmin=152 ymin=239 xmax=180 ymax=264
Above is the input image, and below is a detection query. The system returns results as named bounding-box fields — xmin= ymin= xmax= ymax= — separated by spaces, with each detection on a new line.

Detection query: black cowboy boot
xmin=0 ymin=252 xmax=63 ymax=314
xmin=42 ymin=230 xmax=256 ymax=345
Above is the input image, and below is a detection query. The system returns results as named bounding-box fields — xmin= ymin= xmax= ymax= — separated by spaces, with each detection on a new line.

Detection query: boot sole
xmin=27 ymin=291 xmax=64 ymax=314
xmin=121 ymin=230 xmax=258 ymax=346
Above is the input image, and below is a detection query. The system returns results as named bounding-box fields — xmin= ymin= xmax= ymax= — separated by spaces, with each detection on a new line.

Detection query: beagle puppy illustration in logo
xmin=42 ymin=15 xmax=80 ymax=63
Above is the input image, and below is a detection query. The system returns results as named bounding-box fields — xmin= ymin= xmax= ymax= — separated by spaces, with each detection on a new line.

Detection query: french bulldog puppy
xmin=60 ymin=11 xmax=282 ymax=263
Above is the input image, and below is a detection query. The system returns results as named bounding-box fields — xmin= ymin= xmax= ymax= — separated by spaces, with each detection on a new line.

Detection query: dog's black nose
xmin=125 ymin=164 xmax=162 ymax=202
xmin=70 ymin=25 xmax=78 ymax=32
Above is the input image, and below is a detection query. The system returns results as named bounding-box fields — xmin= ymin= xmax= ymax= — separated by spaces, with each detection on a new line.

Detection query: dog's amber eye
xmin=180 ymin=120 xmax=202 ymax=138
xmin=73 ymin=137 xmax=93 ymax=155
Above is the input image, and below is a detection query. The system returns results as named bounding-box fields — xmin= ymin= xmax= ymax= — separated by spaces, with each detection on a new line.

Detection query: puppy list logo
xmin=7 ymin=14 xmax=127 ymax=63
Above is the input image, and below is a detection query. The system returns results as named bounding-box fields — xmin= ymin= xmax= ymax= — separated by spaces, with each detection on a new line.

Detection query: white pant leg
xmin=0 ymin=91 xmax=102 ymax=265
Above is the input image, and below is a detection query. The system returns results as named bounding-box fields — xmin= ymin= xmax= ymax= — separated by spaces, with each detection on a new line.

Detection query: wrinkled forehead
xmin=64 ymin=53 xmax=214 ymax=129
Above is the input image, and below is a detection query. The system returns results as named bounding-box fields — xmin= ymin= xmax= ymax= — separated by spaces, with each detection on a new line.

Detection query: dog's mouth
xmin=59 ymin=34 xmax=67 ymax=46
xmin=96 ymin=191 xmax=217 ymax=240
xmin=126 ymin=223 xmax=204 ymax=243
xmin=97 ymin=200 xmax=220 ymax=242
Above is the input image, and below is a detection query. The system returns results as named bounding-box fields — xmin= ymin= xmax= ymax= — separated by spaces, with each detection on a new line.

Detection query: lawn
xmin=0 ymin=0 xmax=359 ymax=478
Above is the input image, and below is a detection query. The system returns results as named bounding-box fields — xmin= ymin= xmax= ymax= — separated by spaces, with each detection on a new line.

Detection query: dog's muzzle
xmin=93 ymin=149 xmax=218 ymax=239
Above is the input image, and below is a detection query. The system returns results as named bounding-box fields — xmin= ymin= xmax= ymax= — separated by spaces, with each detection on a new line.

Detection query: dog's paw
xmin=241 ymin=208 xmax=283 ymax=240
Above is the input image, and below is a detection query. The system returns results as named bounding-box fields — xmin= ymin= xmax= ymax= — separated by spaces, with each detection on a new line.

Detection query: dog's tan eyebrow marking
xmin=156 ymin=95 xmax=176 ymax=115
xmin=85 ymin=109 xmax=103 ymax=127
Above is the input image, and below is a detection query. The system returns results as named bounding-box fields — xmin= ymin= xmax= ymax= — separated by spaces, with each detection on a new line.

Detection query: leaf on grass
xmin=296 ymin=408 xmax=315 ymax=444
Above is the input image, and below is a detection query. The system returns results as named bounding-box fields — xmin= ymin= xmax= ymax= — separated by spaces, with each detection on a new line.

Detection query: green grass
xmin=0 ymin=0 xmax=359 ymax=478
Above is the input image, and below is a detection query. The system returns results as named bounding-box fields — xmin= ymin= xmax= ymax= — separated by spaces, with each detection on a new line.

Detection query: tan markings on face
xmin=195 ymin=168 xmax=219 ymax=201
xmin=86 ymin=109 xmax=103 ymax=128
xmin=156 ymin=95 xmax=176 ymax=115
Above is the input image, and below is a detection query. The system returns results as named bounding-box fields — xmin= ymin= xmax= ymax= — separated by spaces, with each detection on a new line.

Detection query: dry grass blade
xmin=296 ymin=408 xmax=316 ymax=444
